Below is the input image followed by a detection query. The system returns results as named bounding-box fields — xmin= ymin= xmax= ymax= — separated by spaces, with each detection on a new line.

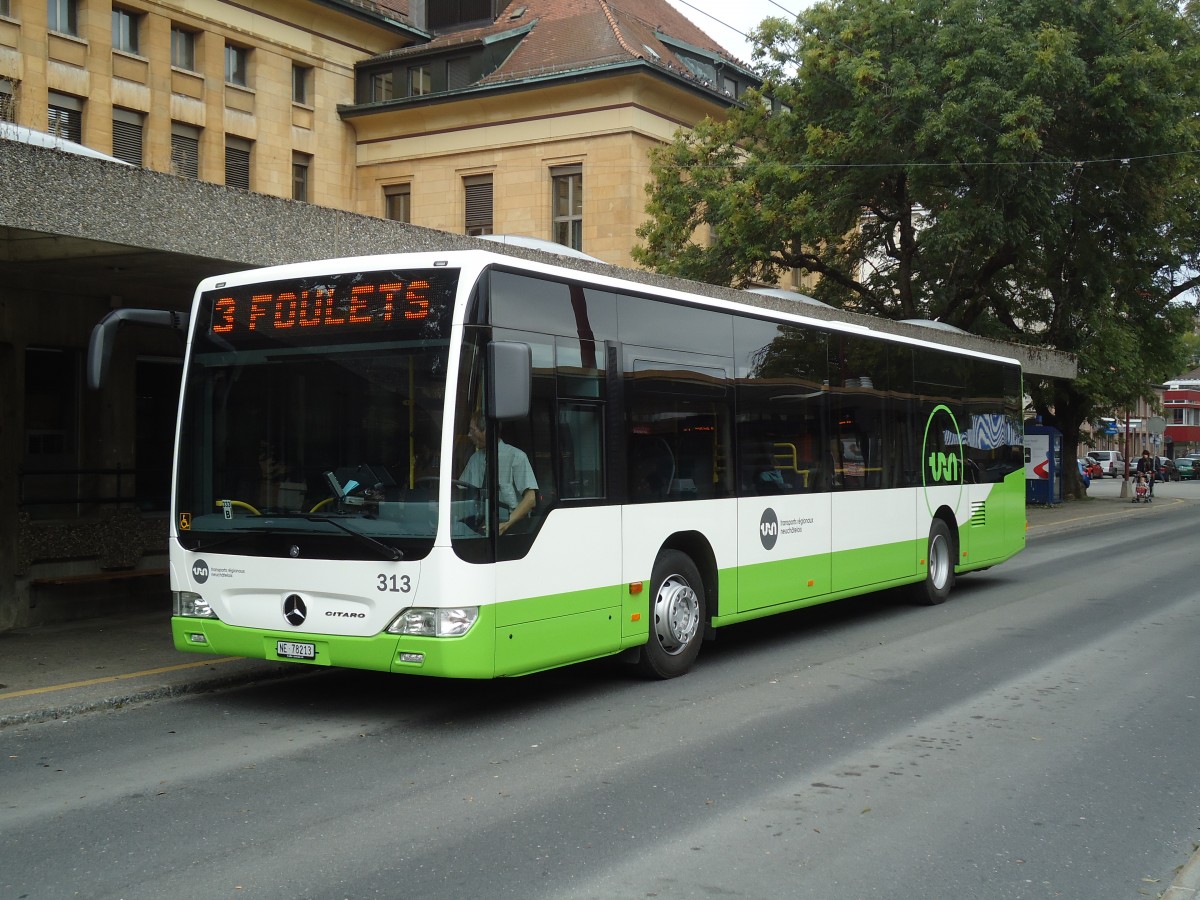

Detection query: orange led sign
xmin=210 ymin=278 xmax=433 ymax=337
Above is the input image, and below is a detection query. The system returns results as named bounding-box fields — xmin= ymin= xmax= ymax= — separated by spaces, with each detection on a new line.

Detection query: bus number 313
xmin=378 ymin=574 xmax=412 ymax=593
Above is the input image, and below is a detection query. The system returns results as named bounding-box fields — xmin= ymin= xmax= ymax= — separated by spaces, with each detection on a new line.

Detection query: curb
xmin=1162 ymin=843 xmax=1200 ymax=900
xmin=0 ymin=663 xmax=308 ymax=729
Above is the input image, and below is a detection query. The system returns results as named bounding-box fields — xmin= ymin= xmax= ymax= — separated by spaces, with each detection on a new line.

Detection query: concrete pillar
xmin=0 ymin=341 xmax=20 ymax=629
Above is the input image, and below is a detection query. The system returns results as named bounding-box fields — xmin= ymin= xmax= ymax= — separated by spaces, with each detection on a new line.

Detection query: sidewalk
xmin=0 ymin=608 xmax=298 ymax=729
xmin=1024 ymin=484 xmax=1181 ymax=534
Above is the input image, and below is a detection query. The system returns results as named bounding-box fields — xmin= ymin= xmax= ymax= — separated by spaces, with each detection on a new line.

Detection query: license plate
xmin=276 ymin=640 xmax=316 ymax=660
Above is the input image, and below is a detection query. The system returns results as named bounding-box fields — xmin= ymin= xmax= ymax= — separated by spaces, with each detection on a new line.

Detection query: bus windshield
xmin=174 ymin=268 xmax=459 ymax=560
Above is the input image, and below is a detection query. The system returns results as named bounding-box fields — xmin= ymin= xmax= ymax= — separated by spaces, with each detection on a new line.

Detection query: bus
xmin=93 ymin=249 xmax=1025 ymax=679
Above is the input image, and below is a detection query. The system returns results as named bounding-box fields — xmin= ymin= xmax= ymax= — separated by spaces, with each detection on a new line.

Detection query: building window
xmin=225 ymin=137 xmax=252 ymax=190
xmin=447 ymin=57 xmax=472 ymax=90
xmin=551 ymin=165 xmax=583 ymax=251
xmin=292 ymin=64 xmax=311 ymax=105
xmin=112 ymin=108 xmax=143 ymax=165
xmin=47 ymin=92 xmax=82 ymax=144
xmin=370 ymin=71 xmax=393 ymax=102
xmin=171 ymin=123 xmax=200 ymax=179
xmin=112 ymin=7 xmax=141 ymax=55
xmin=429 ymin=1 xmax=497 ymax=30
xmin=171 ymin=26 xmax=197 ymax=71
xmin=47 ymin=0 xmax=77 ymax=36
xmin=408 ymin=65 xmax=431 ymax=97
xmin=0 ymin=0 xmax=10 ymax=17
xmin=225 ymin=44 xmax=249 ymax=87
xmin=0 ymin=79 xmax=16 ymax=123
xmin=384 ymin=183 xmax=411 ymax=223
xmin=464 ymin=174 xmax=493 ymax=236
xmin=292 ymin=152 xmax=310 ymax=202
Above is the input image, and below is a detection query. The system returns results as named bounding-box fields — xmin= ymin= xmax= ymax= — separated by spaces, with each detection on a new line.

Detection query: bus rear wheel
xmin=913 ymin=519 xmax=955 ymax=606
xmin=638 ymin=550 xmax=706 ymax=679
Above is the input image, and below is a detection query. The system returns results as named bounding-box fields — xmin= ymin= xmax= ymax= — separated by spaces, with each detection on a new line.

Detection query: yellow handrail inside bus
xmin=214 ymin=499 xmax=261 ymax=516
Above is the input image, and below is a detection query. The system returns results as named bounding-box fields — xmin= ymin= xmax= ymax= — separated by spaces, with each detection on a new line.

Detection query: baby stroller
xmin=1132 ymin=471 xmax=1152 ymax=503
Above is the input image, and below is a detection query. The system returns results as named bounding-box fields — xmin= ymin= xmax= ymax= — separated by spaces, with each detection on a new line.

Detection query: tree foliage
xmin=635 ymin=0 xmax=1200 ymax=496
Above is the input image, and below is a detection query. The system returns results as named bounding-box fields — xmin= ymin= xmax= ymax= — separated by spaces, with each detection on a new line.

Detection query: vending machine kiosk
xmin=1024 ymin=425 xmax=1062 ymax=504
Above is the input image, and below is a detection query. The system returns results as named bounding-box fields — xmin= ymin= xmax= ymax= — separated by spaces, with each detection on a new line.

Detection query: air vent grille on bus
xmin=968 ymin=500 xmax=987 ymax=527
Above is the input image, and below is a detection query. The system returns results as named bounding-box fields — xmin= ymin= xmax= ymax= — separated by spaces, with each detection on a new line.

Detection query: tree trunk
xmin=1038 ymin=381 xmax=1091 ymax=501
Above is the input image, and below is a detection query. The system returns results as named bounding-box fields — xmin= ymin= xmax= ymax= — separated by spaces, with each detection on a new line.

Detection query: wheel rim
xmin=652 ymin=574 xmax=700 ymax=655
xmin=929 ymin=531 xmax=951 ymax=590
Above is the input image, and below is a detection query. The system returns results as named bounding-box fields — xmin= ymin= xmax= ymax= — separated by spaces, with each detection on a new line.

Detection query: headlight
xmin=387 ymin=606 xmax=478 ymax=637
xmin=173 ymin=591 xmax=217 ymax=618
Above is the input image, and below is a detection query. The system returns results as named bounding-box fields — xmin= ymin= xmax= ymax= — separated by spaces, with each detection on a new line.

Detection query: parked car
xmin=1086 ymin=450 xmax=1125 ymax=477
xmin=1080 ymin=458 xmax=1103 ymax=480
xmin=1158 ymin=457 xmax=1179 ymax=482
xmin=1174 ymin=457 xmax=1197 ymax=480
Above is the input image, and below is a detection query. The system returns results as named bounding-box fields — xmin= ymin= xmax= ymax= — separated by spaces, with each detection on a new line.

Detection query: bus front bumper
xmin=171 ymin=606 xmax=498 ymax=679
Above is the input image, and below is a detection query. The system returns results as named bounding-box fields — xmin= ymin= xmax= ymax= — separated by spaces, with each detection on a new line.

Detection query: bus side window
xmin=559 ymin=403 xmax=604 ymax=499
xmin=734 ymin=317 xmax=828 ymax=496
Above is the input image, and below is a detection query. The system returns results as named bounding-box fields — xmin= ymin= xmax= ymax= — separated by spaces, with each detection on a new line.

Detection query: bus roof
xmin=191 ymin=247 xmax=1059 ymax=374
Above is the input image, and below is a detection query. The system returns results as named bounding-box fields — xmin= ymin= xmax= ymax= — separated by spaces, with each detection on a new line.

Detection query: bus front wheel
xmin=638 ymin=550 xmax=706 ymax=679
xmin=913 ymin=519 xmax=955 ymax=606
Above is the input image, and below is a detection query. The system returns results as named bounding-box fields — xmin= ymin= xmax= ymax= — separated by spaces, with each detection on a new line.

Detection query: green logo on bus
xmin=927 ymin=450 xmax=960 ymax=484
xmin=922 ymin=405 xmax=964 ymax=515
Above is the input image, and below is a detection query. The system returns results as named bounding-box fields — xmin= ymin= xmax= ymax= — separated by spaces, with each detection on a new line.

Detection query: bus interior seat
xmin=631 ymin=435 xmax=675 ymax=499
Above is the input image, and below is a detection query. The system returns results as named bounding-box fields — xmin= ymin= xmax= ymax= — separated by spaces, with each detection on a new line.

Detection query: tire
xmin=912 ymin=519 xmax=955 ymax=606
xmin=638 ymin=550 xmax=706 ymax=679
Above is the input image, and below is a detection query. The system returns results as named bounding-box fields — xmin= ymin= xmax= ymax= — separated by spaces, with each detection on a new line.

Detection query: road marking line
xmin=0 ymin=657 xmax=242 ymax=700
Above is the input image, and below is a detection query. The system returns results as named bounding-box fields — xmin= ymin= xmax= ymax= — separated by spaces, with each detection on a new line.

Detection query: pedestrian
xmin=1135 ymin=449 xmax=1156 ymax=497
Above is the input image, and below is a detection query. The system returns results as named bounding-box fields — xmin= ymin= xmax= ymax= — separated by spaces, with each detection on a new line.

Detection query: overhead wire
xmin=666 ymin=1 xmax=803 ymax=48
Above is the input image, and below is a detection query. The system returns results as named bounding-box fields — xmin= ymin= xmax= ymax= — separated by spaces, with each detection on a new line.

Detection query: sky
xmin=665 ymin=0 xmax=812 ymax=64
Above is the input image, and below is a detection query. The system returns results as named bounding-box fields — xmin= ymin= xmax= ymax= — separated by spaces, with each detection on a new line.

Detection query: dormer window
xmin=674 ymin=52 xmax=715 ymax=83
xmin=409 ymin=65 xmax=431 ymax=96
xmin=428 ymin=0 xmax=514 ymax=31
xmin=371 ymin=71 xmax=394 ymax=102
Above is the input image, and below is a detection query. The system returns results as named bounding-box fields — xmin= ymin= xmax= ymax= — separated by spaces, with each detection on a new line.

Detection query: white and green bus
xmin=114 ymin=249 xmax=1026 ymax=679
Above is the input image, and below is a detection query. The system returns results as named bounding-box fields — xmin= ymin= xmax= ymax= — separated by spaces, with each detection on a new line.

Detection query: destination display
xmin=203 ymin=269 xmax=457 ymax=343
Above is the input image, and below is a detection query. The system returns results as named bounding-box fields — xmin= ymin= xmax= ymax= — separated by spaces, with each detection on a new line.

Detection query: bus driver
xmin=460 ymin=413 xmax=538 ymax=535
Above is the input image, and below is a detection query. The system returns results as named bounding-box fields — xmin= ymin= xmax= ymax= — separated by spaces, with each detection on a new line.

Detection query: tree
xmin=635 ymin=0 xmax=1200 ymax=498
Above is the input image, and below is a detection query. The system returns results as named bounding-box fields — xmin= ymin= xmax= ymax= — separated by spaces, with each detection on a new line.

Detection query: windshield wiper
xmin=186 ymin=533 xmax=251 ymax=553
xmin=301 ymin=514 xmax=404 ymax=561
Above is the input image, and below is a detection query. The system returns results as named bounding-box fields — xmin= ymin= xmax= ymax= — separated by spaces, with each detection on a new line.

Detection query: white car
xmin=1086 ymin=450 xmax=1125 ymax=477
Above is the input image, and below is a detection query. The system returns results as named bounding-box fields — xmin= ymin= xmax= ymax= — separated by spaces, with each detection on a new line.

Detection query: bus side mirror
xmin=487 ymin=341 xmax=531 ymax=421
xmin=87 ymin=308 xmax=189 ymax=390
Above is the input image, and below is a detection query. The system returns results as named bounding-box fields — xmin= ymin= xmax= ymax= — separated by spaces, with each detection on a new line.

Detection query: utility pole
xmin=1120 ymin=407 xmax=1131 ymax=499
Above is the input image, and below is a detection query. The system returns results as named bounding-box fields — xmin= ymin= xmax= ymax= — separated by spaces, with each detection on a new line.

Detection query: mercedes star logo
xmin=283 ymin=594 xmax=307 ymax=627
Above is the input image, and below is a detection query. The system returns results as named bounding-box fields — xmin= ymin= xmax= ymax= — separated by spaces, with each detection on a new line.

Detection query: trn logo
xmin=192 ymin=559 xmax=210 ymax=584
xmin=927 ymin=451 xmax=961 ymax=484
xmin=921 ymin=405 xmax=965 ymax=516
xmin=759 ymin=508 xmax=779 ymax=551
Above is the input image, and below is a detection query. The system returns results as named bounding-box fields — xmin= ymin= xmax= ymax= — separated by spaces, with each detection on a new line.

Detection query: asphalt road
xmin=2 ymin=498 xmax=1199 ymax=899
